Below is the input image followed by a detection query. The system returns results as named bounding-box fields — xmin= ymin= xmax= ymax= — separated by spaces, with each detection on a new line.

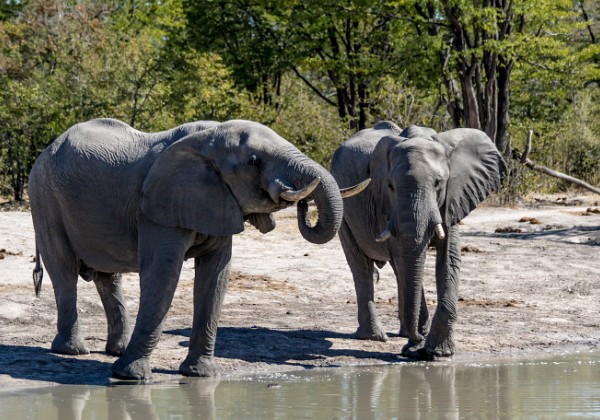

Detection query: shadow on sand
xmin=166 ymin=326 xmax=409 ymax=370
xmin=0 ymin=344 xmax=114 ymax=385
xmin=0 ymin=327 xmax=411 ymax=386
xmin=464 ymin=225 xmax=600 ymax=245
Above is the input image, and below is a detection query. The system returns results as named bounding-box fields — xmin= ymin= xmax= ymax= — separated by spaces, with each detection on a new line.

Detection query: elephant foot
xmin=51 ymin=334 xmax=90 ymax=355
xmin=426 ymin=334 xmax=455 ymax=358
xmin=112 ymin=355 xmax=152 ymax=381
xmin=398 ymin=322 xmax=429 ymax=338
xmin=179 ymin=356 xmax=220 ymax=377
xmin=401 ymin=339 xmax=432 ymax=360
xmin=105 ymin=327 xmax=132 ymax=356
xmin=355 ymin=325 xmax=388 ymax=342
xmin=105 ymin=337 xmax=130 ymax=356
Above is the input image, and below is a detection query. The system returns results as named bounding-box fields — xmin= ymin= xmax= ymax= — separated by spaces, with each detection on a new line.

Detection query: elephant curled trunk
xmin=289 ymin=163 xmax=344 ymax=245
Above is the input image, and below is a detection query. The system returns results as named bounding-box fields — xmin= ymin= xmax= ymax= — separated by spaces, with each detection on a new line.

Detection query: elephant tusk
xmin=340 ymin=178 xmax=371 ymax=198
xmin=435 ymin=224 xmax=445 ymax=240
xmin=375 ymin=228 xmax=392 ymax=242
xmin=280 ymin=177 xmax=321 ymax=202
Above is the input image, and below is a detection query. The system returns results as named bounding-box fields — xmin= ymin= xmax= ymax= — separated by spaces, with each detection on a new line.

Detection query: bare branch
xmin=521 ymin=129 xmax=533 ymax=163
xmin=517 ymin=130 xmax=600 ymax=194
xmin=290 ymin=66 xmax=337 ymax=107
xmin=579 ymin=0 xmax=597 ymax=44
xmin=523 ymin=159 xmax=600 ymax=195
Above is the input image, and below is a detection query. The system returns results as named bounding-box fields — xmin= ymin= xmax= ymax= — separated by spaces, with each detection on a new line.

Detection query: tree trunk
xmin=495 ymin=58 xmax=512 ymax=158
xmin=440 ymin=0 xmax=514 ymax=159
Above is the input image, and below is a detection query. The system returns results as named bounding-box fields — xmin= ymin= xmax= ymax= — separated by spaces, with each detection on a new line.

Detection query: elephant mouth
xmin=245 ymin=213 xmax=277 ymax=233
xmin=274 ymin=177 xmax=370 ymax=205
xmin=375 ymin=222 xmax=446 ymax=242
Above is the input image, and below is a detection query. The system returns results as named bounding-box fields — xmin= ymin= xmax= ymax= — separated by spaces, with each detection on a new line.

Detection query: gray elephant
xmin=331 ymin=121 xmax=506 ymax=359
xmin=29 ymin=118 xmax=366 ymax=380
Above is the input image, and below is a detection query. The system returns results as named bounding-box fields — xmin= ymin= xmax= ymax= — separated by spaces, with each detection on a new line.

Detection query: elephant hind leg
xmin=338 ymin=220 xmax=388 ymax=342
xmin=94 ymin=272 xmax=132 ymax=356
xmin=36 ymin=234 xmax=89 ymax=355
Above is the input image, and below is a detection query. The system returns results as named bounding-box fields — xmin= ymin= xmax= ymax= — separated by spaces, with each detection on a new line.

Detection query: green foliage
xmin=512 ymin=86 xmax=600 ymax=193
xmin=265 ymin=75 xmax=351 ymax=168
xmin=0 ymin=0 xmax=25 ymax=21
xmin=0 ymin=0 xmax=251 ymax=200
xmin=0 ymin=0 xmax=599 ymax=201
xmin=186 ymin=0 xmax=437 ymax=129
xmin=369 ymin=76 xmax=453 ymax=132
xmin=0 ymin=0 xmax=116 ymax=200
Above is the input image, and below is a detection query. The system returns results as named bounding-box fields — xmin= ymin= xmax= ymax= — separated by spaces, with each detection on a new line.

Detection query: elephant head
xmin=140 ymin=120 xmax=345 ymax=244
xmin=369 ymin=125 xmax=506 ymax=350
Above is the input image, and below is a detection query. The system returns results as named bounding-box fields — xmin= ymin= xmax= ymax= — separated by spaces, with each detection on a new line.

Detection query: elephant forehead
xmin=220 ymin=121 xmax=290 ymax=149
xmin=393 ymin=138 xmax=447 ymax=161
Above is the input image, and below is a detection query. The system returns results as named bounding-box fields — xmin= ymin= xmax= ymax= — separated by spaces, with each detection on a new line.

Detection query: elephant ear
xmin=434 ymin=128 xmax=506 ymax=226
xmin=369 ymin=135 xmax=402 ymax=218
xmin=141 ymin=135 xmax=244 ymax=236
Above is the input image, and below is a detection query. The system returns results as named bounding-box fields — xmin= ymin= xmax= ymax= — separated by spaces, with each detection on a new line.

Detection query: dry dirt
xmin=0 ymin=194 xmax=599 ymax=387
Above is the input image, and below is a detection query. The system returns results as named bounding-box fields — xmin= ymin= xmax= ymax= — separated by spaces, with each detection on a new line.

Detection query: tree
xmin=0 ymin=0 xmax=247 ymax=200
xmin=285 ymin=1 xmax=435 ymax=130
xmin=186 ymin=0 xmax=433 ymax=130
xmin=404 ymin=0 xmax=582 ymax=159
xmin=0 ymin=0 xmax=25 ymax=21
xmin=185 ymin=0 xmax=287 ymax=106
xmin=0 ymin=0 xmax=116 ymax=200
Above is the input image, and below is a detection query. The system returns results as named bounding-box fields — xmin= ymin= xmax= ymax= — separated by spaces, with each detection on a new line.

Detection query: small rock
xmin=461 ymin=245 xmax=482 ymax=253
xmin=495 ymin=226 xmax=523 ymax=233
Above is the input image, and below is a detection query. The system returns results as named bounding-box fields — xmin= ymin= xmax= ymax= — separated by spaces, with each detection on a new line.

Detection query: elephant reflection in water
xmin=39 ymin=379 xmax=219 ymax=420
xmin=7 ymin=365 xmax=519 ymax=417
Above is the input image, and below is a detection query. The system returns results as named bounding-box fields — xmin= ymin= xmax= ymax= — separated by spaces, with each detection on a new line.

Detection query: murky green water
xmin=1 ymin=351 xmax=599 ymax=419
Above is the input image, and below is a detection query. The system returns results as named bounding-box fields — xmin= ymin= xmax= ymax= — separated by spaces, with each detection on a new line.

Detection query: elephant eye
xmin=434 ymin=177 xmax=443 ymax=188
xmin=248 ymin=155 xmax=260 ymax=167
xmin=388 ymin=181 xmax=395 ymax=191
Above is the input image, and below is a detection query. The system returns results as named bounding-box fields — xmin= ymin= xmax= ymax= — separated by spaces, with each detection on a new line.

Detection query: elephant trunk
xmin=393 ymin=193 xmax=443 ymax=342
xmin=398 ymin=243 xmax=428 ymax=343
xmin=286 ymin=155 xmax=343 ymax=244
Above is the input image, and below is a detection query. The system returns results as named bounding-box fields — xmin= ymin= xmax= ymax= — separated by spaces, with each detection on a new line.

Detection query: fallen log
xmin=516 ymin=130 xmax=600 ymax=195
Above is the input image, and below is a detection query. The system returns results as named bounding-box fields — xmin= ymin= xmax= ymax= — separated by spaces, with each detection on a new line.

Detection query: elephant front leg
xmin=112 ymin=222 xmax=190 ymax=380
xmin=339 ymin=221 xmax=388 ymax=342
xmin=426 ymin=225 xmax=461 ymax=358
xmin=180 ymin=238 xmax=232 ymax=377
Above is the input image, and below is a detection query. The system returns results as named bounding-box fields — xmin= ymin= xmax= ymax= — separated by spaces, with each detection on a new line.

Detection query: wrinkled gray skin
xmin=331 ymin=121 xmax=505 ymax=359
xmin=29 ymin=118 xmax=343 ymax=380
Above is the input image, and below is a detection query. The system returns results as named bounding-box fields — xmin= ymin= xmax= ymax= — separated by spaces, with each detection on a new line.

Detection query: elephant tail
xmin=32 ymin=245 xmax=43 ymax=297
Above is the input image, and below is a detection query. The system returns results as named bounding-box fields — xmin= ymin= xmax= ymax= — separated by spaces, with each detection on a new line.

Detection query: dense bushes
xmin=1 ymin=0 xmax=599 ymax=202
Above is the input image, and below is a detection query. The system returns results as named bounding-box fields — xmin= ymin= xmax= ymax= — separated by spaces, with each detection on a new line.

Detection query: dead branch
xmin=516 ymin=130 xmax=600 ymax=195
xmin=521 ymin=129 xmax=533 ymax=164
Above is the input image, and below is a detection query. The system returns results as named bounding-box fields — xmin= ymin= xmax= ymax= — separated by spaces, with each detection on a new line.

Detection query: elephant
xmin=331 ymin=121 xmax=506 ymax=359
xmin=29 ymin=118 xmax=367 ymax=380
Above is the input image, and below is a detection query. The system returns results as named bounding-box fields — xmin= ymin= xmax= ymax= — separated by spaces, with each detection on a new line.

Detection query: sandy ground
xmin=0 ymin=194 xmax=599 ymax=387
